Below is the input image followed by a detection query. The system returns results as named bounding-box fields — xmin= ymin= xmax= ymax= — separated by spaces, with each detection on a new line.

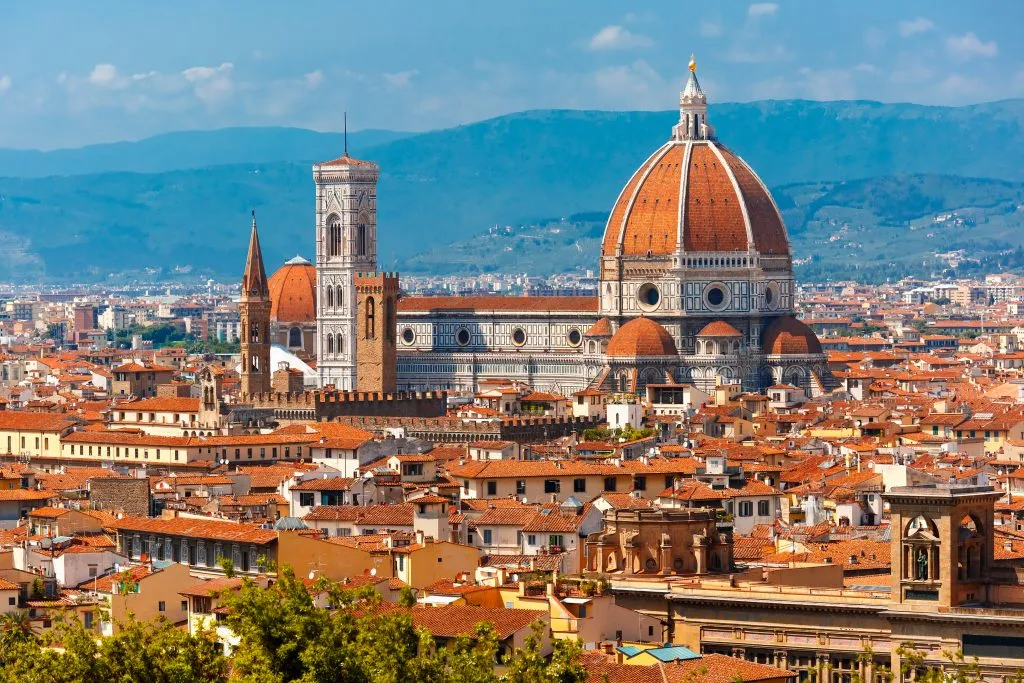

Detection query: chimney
xmin=415 ymin=529 xmax=424 ymax=546
xmin=1005 ymin=540 xmax=1014 ymax=552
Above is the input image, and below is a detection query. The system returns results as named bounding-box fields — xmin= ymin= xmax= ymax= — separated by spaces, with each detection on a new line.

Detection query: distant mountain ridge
xmin=0 ymin=128 xmax=412 ymax=177
xmin=0 ymin=98 xmax=1022 ymax=281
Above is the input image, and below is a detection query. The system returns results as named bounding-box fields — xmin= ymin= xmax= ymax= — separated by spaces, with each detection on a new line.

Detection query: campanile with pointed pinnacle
xmin=240 ymin=211 xmax=272 ymax=396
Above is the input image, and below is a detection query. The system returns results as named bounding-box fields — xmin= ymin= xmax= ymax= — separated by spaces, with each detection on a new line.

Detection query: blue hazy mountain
xmin=0 ymin=99 xmax=1022 ymax=281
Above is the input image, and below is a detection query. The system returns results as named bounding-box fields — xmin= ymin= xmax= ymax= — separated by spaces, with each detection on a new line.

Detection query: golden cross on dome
xmin=689 ymin=53 xmax=697 ymax=73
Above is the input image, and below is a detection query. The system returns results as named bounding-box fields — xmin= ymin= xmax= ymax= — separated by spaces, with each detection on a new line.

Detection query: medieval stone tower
xmin=312 ymin=146 xmax=379 ymax=390
xmin=240 ymin=213 xmax=271 ymax=396
xmin=355 ymin=272 xmax=398 ymax=393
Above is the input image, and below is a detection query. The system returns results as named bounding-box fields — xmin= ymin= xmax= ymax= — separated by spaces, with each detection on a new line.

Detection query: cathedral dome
xmin=600 ymin=61 xmax=788 ymax=263
xmin=762 ymin=316 xmax=822 ymax=355
xmin=268 ymin=256 xmax=317 ymax=323
xmin=606 ymin=317 xmax=678 ymax=358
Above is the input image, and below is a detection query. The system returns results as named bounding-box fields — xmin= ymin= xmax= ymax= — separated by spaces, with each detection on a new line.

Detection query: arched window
xmin=326 ymin=286 xmax=334 ymax=309
xmin=327 ymin=214 xmax=342 ymax=257
xmin=356 ymin=224 xmax=368 ymax=255
xmin=326 ymin=334 xmax=334 ymax=356
xmin=249 ymin=322 xmax=260 ymax=343
xmin=288 ymin=327 xmax=302 ymax=348
xmin=365 ymin=297 xmax=376 ymax=339
xmin=335 ymin=285 xmax=344 ymax=311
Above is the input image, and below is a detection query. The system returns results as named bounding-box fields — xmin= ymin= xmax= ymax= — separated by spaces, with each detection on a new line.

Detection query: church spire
xmin=672 ymin=53 xmax=713 ymax=141
xmin=242 ymin=210 xmax=269 ymax=297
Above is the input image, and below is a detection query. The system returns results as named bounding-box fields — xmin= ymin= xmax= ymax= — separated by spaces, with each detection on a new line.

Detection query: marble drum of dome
xmin=598 ymin=57 xmax=794 ymax=321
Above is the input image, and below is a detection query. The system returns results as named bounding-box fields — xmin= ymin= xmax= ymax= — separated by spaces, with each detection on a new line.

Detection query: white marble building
xmin=308 ymin=59 xmax=831 ymax=396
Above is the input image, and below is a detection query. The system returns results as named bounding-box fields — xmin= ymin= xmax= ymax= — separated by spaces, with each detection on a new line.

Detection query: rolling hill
xmin=0 ymin=99 xmax=1023 ymax=282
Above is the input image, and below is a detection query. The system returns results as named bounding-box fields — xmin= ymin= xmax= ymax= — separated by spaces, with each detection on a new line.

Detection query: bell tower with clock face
xmin=312 ymin=150 xmax=380 ymax=390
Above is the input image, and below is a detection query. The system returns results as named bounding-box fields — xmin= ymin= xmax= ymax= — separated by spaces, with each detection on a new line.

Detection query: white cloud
xmin=182 ymin=62 xmax=233 ymax=83
xmin=897 ymin=17 xmax=934 ymax=38
xmin=863 ymin=27 xmax=886 ymax=51
xmin=0 ymin=76 xmax=10 ymax=96
xmin=590 ymin=60 xmax=666 ymax=108
xmin=383 ymin=69 xmax=420 ymax=88
xmin=588 ymin=25 xmax=654 ymax=51
xmin=946 ymin=32 xmax=997 ymax=60
xmin=700 ymin=20 xmax=724 ymax=38
xmin=303 ymin=70 xmax=324 ymax=89
xmin=747 ymin=3 xmax=778 ymax=19
xmin=88 ymin=64 xmax=119 ymax=87
xmin=724 ymin=44 xmax=791 ymax=64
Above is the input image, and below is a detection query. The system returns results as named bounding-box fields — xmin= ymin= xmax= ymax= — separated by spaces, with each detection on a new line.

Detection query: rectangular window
xmin=158 ymin=601 xmax=166 ymax=612
xmin=516 ymin=480 xmax=526 ymax=495
xmin=548 ymin=535 xmax=564 ymax=549
xmin=527 ymin=535 xmax=536 ymax=546
xmin=739 ymin=501 xmax=753 ymax=517
xmin=757 ymin=500 xmax=770 ymax=516
xmin=573 ymin=478 xmax=586 ymax=493
xmin=544 ymin=479 xmax=561 ymax=494
xmin=486 ymin=481 xmax=497 ymax=496
xmin=483 ymin=529 xmax=493 ymax=545
xmin=604 ymin=477 xmax=617 ymax=492
xmin=299 ymin=492 xmax=314 ymax=508
xmin=634 ymin=476 xmax=647 ymax=491
xmin=181 ymin=600 xmax=189 ymax=612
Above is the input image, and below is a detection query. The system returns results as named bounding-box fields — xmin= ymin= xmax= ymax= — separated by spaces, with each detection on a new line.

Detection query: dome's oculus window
xmin=456 ymin=328 xmax=471 ymax=346
xmin=637 ymin=283 xmax=661 ymax=312
xmin=401 ymin=327 xmax=415 ymax=345
xmin=512 ymin=328 xmax=527 ymax=346
xmin=567 ymin=329 xmax=582 ymax=347
xmin=703 ymin=283 xmax=730 ymax=311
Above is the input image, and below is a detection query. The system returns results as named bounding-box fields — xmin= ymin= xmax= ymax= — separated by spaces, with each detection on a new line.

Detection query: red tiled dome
xmin=697 ymin=320 xmax=742 ymax=337
xmin=584 ymin=318 xmax=613 ymax=337
xmin=606 ymin=318 xmax=678 ymax=357
xmin=268 ymin=257 xmax=317 ymax=323
xmin=601 ymin=141 xmax=789 ymax=259
xmin=762 ymin=316 xmax=822 ymax=355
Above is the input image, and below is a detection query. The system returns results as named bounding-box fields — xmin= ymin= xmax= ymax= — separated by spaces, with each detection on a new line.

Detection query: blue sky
xmin=1 ymin=0 xmax=1021 ymax=149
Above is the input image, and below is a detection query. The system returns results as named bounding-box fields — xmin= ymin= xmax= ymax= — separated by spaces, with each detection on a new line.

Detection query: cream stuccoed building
xmin=308 ymin=58 xmax=832 ymax=396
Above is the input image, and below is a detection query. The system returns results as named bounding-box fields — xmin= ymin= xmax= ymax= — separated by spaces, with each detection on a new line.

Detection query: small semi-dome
xmin=584 ymin=317 xmax=613 ymax=338
xmin=268 ymin=256 xmax=317 ymax=323
xmin=762 ymin=316 xmax=822 ymax=355
xmin=606 ymin=317 xmax=678 ymax=357
xmin=697 ymin=320 xmax=742 ymax=337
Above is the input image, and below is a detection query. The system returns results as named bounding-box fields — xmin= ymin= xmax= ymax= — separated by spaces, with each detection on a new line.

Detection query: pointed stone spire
xmin=242 ymin=210 xmax=270 ymax=297
xmin=672 ymin=53 xmax=714 ymax=141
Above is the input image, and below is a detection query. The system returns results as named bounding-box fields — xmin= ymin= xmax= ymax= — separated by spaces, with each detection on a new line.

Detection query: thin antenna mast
xmin=344 ymin=112 xmax=348 ymax=156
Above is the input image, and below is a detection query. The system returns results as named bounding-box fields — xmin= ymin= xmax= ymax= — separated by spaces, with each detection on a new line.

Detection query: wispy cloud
xmin=0 ymin=76 xmax=11 ymax=96
xmin=700 ymin=20 xmax=724 ymax=38
xmin=303 ymin=70 xmax=324 ymax=89
xmin=897 ymin=17 xmax=934 ymax=37
xmin=946 ymin=32 xmax=998 ymax=59
xmin=747 ymin=3 xmax=778 ymax=19
xmin=588 ymin=25 xmax=654 ymax=51
xmin=88 ymin=64 xmax=120 ymax=87
xmin=383 ymin=69 xmax=420 ymax=88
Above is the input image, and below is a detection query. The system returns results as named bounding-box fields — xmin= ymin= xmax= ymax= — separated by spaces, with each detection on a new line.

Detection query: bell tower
xmin=884 ymin=483 xmax=1000 ymax=608
xmin=240 ymin=212 xmax=272 ymax=397
xmin=312 ymin=127 xmax=379 ymax=390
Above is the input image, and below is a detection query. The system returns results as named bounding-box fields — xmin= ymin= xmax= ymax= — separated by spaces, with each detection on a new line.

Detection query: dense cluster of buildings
xmin=1 ymin=62 xmax=1024 ymax=681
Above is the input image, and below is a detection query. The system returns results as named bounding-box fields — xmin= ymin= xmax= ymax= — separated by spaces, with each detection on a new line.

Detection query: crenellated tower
xmin=240 ymin=212 xmax=272 ymax=396
xmin=354 ymin=272 xmax=399 ymax=393
xmin=312 ymin=139 xmax=380 ymax=390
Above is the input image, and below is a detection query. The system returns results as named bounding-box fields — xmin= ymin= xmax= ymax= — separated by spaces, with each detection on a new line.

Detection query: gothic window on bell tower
xmin=356 ymin=223 xmax=367 ymax=257
xmin=250 ymin=322 xmax=260 ymax=343
xmin=326 ymin=286 xmax=334 ymax=309
xmin=327 ymin=214 xmax=342 ymax=257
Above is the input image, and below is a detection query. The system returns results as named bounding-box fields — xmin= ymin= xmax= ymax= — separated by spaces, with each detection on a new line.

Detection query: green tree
xmin=219 ymin=557 xmax=236 ymax=578
xmin=398 ymin=586 xmax=418 ymax=608
xmin=501 ymin=621 xmax=586 ymax=683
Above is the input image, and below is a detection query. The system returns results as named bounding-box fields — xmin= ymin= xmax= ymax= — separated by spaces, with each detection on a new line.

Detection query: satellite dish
xmin=370 ymin=567 xmax=377 ymax=576
xmin=511 ymin=573 xmax=520 ymax=583
xmin=308 ymin=570 xmax=316 ymax=580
